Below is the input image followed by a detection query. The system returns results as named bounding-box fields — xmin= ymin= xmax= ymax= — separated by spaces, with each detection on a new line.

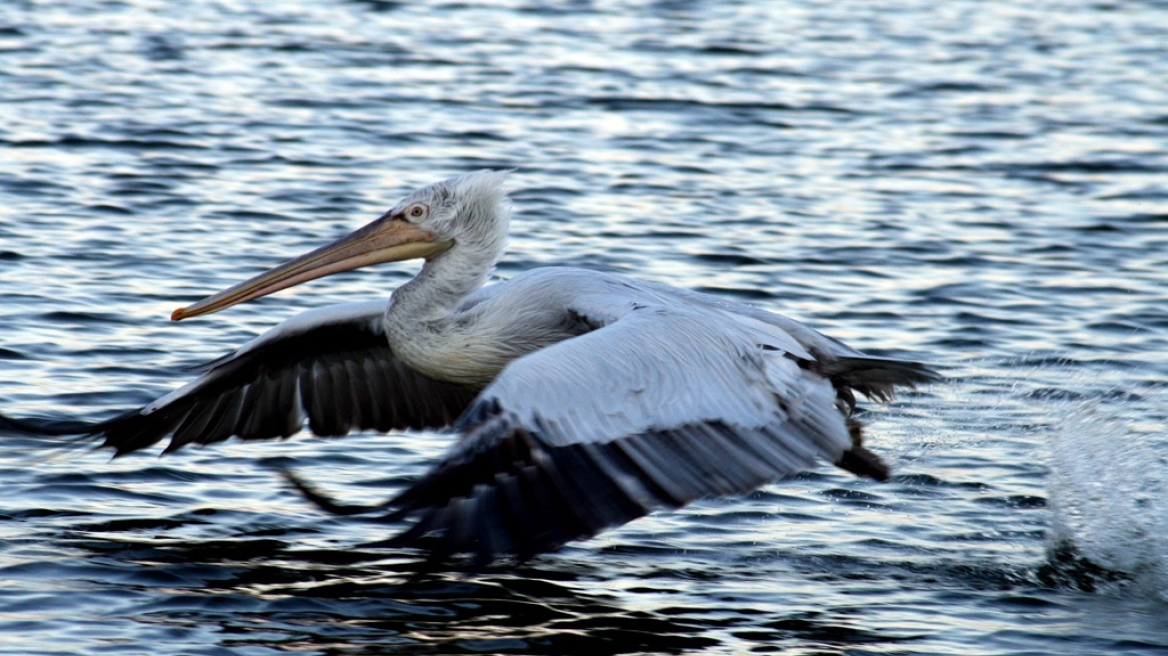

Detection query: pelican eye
xmin=404 ymin=204 xmax=428 ymax=221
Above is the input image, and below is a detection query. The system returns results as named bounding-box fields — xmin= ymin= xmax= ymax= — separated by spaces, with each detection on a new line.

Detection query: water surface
xmin=2 ymin=1 xmax=1167 ymax=654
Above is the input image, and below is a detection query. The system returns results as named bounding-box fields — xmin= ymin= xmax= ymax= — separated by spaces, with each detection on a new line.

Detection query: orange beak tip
xmin=170 ymin=307 xmax=186 ymax=322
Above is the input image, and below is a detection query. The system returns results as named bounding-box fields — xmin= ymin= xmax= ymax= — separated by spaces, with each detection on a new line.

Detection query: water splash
xmin=1046 ymin=401 xmax=1168 ymax=598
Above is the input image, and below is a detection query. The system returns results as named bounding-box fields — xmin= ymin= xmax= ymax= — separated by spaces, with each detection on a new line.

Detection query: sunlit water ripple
xmin=2 ymin=1 xmax=1167 ymax=654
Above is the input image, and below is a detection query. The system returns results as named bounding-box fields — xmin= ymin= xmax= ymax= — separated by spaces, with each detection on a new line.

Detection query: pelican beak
xmin=171 ymin=216 xmax=452 ymax=321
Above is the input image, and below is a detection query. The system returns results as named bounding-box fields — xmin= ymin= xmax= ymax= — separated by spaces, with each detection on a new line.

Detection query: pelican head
xmin=171 ymin=170 xmax=511 ymax=321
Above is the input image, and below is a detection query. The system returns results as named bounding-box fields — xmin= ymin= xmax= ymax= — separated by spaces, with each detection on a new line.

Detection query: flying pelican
xmin=2 ymin=171 xmax=939 ymax=564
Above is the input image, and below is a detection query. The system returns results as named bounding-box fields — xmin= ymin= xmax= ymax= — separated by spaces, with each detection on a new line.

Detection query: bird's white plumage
xmin=454 ymin=269 xmax=848 ymax=453
xmin=3 ymin=170 xmax=939 ymax=564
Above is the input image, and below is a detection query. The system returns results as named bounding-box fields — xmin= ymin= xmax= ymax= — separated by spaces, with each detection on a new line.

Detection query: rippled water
xmin=2 ymin=1 xmax=1167 ymax=654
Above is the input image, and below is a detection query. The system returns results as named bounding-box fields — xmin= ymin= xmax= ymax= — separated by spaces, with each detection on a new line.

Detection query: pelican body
xmin=2 ymin=171 xmax=939 ymax=564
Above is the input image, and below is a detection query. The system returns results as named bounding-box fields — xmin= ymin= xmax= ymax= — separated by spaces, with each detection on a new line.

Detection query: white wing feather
xmin=386 ymin=283 xmax=856 ymax=561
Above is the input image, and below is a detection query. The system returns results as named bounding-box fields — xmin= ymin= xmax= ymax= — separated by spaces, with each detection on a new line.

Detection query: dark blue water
xmin=2 ymin=1 xmax=1168 ymax=654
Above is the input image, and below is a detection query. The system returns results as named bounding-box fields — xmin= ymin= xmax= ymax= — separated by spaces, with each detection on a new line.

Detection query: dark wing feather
xmin=380 ymin=302 xmax=869 ymax=564
xmin=384 ymin=418 xmax=839 ymax=562
xmin=0 ymin=302 xmax=481 ymax=455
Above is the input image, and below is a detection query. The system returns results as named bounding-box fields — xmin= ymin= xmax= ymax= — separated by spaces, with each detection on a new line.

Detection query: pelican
xmin=2 ymin=171 xmax=939 ymax=564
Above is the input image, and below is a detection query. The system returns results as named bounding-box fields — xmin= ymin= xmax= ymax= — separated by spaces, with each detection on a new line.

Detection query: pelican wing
xmin=3 ymin=301 xmax=480 ymax=455
xmin=384 ymin=299 xmax=870 ymax=562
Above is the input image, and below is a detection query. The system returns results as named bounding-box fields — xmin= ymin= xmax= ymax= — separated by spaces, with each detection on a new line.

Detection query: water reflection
xmin=68 ymin=530 xmax=728 ymax=655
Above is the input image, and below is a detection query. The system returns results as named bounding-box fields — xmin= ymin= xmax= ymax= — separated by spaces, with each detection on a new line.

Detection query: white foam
xmin=1047 ymin=400 xmax=1168 ymax=599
